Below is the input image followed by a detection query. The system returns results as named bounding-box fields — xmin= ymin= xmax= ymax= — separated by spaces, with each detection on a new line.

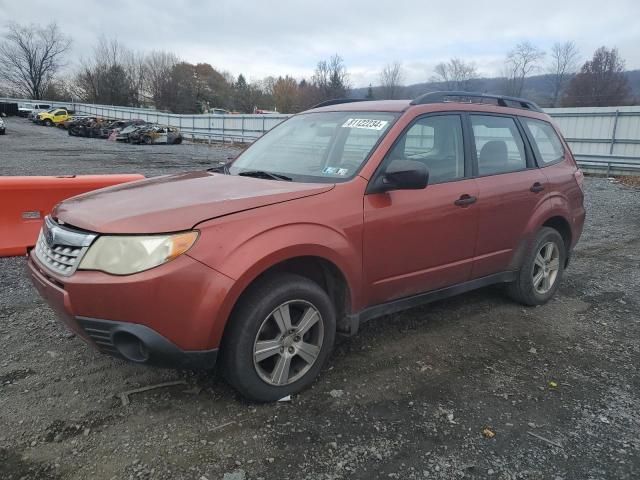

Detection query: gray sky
xmin=2 ymin=0 xmax=639 ymax=86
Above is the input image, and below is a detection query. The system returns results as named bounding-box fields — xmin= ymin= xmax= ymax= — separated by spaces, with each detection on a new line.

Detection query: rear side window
xmin=470 ymin=115 xmax=526 ymax=176
xmin=521 ymin=118 xmax=565 ymax=165
xmin=387 ymin=115 xmax=465 ymax=184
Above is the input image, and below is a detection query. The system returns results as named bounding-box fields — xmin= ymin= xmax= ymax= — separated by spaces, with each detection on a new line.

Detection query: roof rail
xmin=311 ymin=98 xmax=369 ymax=109
xmin=410 ymin=91 xmax=542 ymax=112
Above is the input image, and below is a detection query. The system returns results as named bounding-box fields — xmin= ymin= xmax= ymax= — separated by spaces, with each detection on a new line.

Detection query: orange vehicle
xmin=29 ymin=93 xmax=585 ymax=401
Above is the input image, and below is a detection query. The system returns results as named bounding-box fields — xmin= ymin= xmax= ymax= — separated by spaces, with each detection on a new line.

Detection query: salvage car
xmin=67 ymin=117 xmax=100 ymax=137
xmin=101 ymin=119 xmax=146 ymax=140
xmin=129 ymin=125 xmax=183 ymax=145
xmin=29 ymin=92 xmax=585 ymax=402
xmin=115 ymin=123 xmax=149 ymax=142
xmin=60 ymin=115 xmax=93 ymax=130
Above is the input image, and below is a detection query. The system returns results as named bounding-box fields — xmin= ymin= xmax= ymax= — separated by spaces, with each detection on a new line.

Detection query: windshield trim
xmin=228 ymin=110 xmax=401 ymax=184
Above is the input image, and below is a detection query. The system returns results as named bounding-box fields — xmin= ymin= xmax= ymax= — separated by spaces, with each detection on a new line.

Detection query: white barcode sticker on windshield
xmin=342 ymin=118 xmax=388 ymax=130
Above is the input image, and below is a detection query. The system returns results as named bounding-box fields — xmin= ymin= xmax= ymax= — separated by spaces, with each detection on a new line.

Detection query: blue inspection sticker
xmin=323 ymin=167 xmax=338 ymax=174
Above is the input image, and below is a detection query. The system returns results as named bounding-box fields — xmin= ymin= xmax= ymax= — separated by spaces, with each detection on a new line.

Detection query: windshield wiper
xmin=238 ymin=170 xmax=292 ymax=181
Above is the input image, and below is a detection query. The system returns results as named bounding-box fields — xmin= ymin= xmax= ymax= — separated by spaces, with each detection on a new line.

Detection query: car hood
xmin=53 ymin=171 xmax=334 ymax=234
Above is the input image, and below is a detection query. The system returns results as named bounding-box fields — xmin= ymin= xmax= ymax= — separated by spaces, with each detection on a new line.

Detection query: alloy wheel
xmin=253 ymin=300 xmax=324 ymax=386
xmin=532 ymin=241 xmax=560 ymax=294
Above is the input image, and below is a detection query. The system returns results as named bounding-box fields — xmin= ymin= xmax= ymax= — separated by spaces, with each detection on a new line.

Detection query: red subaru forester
xmin=29 ymin=92 xmax=585 ymax=401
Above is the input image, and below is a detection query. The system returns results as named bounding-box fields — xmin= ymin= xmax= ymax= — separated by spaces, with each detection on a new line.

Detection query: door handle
xmin=454 ymin=194 xmax=477 ymax=207
xmin=530 ymin=182 xmax=545 ymax=193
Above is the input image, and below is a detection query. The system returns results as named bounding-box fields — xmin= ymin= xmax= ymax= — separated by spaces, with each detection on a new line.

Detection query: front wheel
xmin=44 ymin=119 xmax=53 ymax=127
xmin=507 ymin=227 xmax=566 ymax=306
xmin=221 ymin=273 xmax=336 ymax=402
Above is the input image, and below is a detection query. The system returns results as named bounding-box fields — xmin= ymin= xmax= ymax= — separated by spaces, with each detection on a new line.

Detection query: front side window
xmin=522 ymin=118 xmax=565 ymax=165
xmin=386 ymin=115 xmax=465 ymax=184
xmin=470 ymin=115 xmax=526 ymax=176
xmin=229 ymin=112 xmax=397 ymax=183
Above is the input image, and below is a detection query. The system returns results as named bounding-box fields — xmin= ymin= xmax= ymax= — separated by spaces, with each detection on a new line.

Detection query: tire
xmin=507 ymin=227 xmax=566 ymax=306
xmin=143 ymin=136 xmax=153 ymax=145
xmin=173 ymin=136 xmax=183 ymax=145
xmin=221 ymin=273 xmax=336 ymax=402
xmin=44 ymin=119 xmax=53 ymax=127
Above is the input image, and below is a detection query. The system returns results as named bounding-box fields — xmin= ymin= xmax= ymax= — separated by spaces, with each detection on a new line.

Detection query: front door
xmin=363 ymin=114 xmax=479 ymax=306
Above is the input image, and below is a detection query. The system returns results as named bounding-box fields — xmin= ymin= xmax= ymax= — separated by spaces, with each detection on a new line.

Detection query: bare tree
xmin=272 ymin=76 xmax=299 ymax=113
xmin=431 ymin=58 xmax=478 ymax=91
xmin=503 ymin=42 xmax=545 ymax=96
xmin=74 ymin=37 xmax=143 ymax=106
xmin=379 ymin=62 xmax=404 ymax=99
xmin=546 ymin=41 xmax=580 ymax=106
xmin=144 ymin=50 xmax=179 ymax=107
xmin=0 ymin=22 xmax=71 ymax=99
xmin=313 ymin=54 xmax=351 ymax=100
xmin=563 ymin=46 xmax=631 ymax=107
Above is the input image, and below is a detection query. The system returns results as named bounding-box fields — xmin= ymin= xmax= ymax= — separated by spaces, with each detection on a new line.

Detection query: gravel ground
xmin=1 ymin=118 xmax=639 ymax=480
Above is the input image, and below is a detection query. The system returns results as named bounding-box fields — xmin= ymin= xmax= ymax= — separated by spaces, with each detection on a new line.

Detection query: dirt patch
xmin=617 ymin=175 xmax=640 ymax=188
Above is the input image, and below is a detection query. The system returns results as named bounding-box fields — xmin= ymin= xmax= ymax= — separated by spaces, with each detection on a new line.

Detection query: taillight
xmin=574 ymin=169 xmax=584 ymax=193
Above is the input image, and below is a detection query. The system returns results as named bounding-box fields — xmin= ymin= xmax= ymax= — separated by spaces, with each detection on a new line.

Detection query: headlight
xmin=79 ymin=231 xmax=199 ymax=275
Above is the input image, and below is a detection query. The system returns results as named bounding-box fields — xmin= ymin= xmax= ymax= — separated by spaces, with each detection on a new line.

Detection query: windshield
xmin=229 ymin=111 xmax=397 ymax=183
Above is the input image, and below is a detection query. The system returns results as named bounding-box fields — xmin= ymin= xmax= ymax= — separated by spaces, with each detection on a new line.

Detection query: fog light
xmin=113 ymin=331 xmax=149 ymax=362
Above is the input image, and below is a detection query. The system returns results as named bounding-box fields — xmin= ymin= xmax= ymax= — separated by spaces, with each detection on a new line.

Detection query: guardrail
xmin=573 ymin=154 xmax=640 ymax=176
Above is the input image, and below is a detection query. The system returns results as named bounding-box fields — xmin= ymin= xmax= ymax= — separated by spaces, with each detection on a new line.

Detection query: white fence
xmin=546 ymin=106 xmax=640 ymax=175
xmin=2 ymin=97 xmax=639 ymax=174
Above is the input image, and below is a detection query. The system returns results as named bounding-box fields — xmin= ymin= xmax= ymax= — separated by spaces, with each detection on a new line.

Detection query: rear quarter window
xmin=522 ymin=118 xmax=565 ymax=165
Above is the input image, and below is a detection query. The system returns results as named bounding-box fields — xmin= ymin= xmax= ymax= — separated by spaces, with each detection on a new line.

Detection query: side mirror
xmin=368 ymin=159 xmax=429 ymax=194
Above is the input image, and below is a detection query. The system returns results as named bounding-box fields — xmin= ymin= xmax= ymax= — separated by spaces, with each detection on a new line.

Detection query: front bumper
xmin=76 ymin=317 xmax=218 ymax=369
xmin=28 ymin=251 xmax=233 ymax=368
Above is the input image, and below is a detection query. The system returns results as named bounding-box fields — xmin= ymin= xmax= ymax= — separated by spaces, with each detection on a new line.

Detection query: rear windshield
xmin=229 ymin=111 xmax=398 ymax=183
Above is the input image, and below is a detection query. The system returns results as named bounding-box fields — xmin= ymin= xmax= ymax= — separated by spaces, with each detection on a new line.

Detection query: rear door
xmin=468 ymin=114 xmax=547 ymax=278
xmin=363 ymin=113 xmax=479 ymax=306
xmin=520 ymin=117 xmax=585 ymax=245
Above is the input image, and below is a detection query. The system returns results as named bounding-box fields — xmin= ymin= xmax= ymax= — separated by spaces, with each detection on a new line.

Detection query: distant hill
xmin=352 ymin=70 xmax=640 ymax=106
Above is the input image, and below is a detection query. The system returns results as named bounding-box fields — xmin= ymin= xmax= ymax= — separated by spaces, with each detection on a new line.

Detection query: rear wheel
xmin=221 ymin=273 xmax=336 ymax=402
xmin=507 ymin=227 xmax=566 ymax=306
xmin=143 ymin=135 xmax=153 ymax=145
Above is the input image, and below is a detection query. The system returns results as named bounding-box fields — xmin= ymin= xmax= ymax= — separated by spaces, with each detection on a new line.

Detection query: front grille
xmin=34 ymin=216 xmax=97 ymax=277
